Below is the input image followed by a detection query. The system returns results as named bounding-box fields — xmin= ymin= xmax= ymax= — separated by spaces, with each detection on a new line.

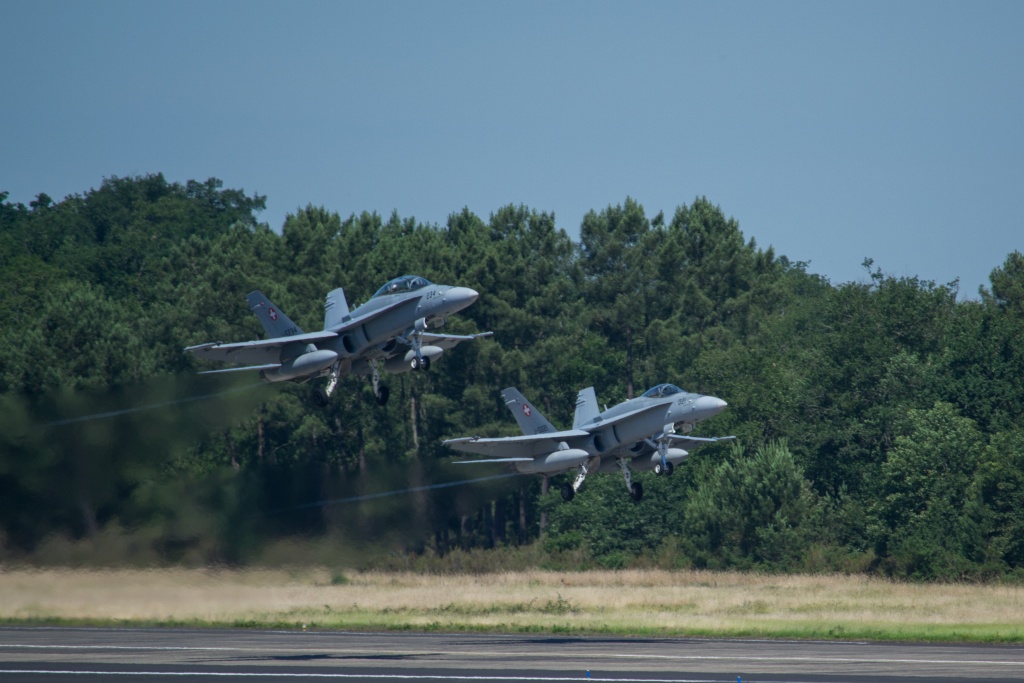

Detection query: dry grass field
xmin=2 ymin=567 xmax=1023 ymax=642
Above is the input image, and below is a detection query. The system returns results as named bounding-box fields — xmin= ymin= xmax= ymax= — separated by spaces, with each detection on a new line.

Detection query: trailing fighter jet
xmin=445 ymin=383 xmax=734 ymax=501
xmin=185 ymin=275 xmax=491 ymax=406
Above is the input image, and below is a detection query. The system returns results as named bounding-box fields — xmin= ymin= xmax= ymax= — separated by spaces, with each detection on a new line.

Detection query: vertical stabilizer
xmin=323 ymin=287 xmax=351 ymax=329
xmin=246 ymin=291 xmax=304 ymax=338
xmin=573 ymin=387 xmax=600 ymax=429
xmin=501 ymin=387 xmax=558 ymax=435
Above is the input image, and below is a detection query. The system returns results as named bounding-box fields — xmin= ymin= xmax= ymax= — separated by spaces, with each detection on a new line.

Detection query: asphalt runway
xmin=2 ymin=627 xmax=1023 ymax=683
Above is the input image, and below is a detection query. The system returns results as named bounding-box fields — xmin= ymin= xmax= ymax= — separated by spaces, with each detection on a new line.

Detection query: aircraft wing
xmin=666 ymin=434 xmax=737 ymax=449
xmin=196 ymin=363 xmax=280 ymax=375
xmin=444 ymin=429 xmax=590 ymax=459
xmin=185 ymin=330 xmax=338 ymax=366
xmin=421 ymin=331 xmax=493 ymax=350
xmin=451 ymin=457 xmax=535 ymax=465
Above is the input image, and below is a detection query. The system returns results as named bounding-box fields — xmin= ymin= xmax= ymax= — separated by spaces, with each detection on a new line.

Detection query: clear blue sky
xmin=3 ymin=1 xmax=1021 ymax=298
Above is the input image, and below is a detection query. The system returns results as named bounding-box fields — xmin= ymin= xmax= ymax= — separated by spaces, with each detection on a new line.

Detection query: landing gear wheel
xmin=654 ymin=462 xmax=666 ymax=476
xmin=375 ymin=385 xmax=390 ymax=406
xmin=629 ymin=481 xmax=644 ymax=502
xmin=411 ymin=357 xmax=421 ymax=371
xmin=312 ymin=388 xmax=329 ymax=407
xmin=420 ymin=355 xmax=430 ymax=371
xmin=560 ymin=483 xmax=575 ymax=502
xmin=663 ymin=461 xmax=674 ymax=476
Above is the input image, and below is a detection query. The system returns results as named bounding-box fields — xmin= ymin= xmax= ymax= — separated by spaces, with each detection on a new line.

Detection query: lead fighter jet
xmin=186 ymin=275 xmax=491 ymax=406
xmin=445 ymin=383 xmax=734 ymax=501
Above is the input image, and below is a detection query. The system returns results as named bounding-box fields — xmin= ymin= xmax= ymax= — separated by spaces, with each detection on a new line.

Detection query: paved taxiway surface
xmin=2 ymin=627 xmax=1024 ymax=682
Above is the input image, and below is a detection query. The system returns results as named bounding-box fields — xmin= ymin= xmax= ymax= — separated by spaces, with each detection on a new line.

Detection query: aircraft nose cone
xmin=693 ymin=395 xmax=728 ymax=419
xmin=446 ymin=286 xmax=479 ymax=311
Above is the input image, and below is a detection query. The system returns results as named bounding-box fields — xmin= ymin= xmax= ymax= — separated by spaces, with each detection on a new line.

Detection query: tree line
xmin=1 ymin=174 xmax=1022 ymax=580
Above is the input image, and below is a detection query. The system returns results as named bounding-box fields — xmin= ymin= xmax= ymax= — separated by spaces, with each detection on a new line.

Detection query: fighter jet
xmin=445 ymin=383 xmax=734 ymax=501
xmin=185 ymin=275 xmax=491 ymax=406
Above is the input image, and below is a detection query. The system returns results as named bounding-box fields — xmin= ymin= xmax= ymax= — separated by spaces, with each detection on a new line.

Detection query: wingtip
xmin=443 ymin=436 xmax=479 ymax=445
xmin=184 ymin=342 xmax=223 ymax=352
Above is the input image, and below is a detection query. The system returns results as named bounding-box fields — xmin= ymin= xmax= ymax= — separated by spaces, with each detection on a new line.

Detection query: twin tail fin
xmin=500 ymin=387 xmax=558 ymax=435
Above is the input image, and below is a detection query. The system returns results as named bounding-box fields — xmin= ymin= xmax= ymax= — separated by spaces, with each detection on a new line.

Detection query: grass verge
xmin=2 ymin=567 xmax=1023 ymax=643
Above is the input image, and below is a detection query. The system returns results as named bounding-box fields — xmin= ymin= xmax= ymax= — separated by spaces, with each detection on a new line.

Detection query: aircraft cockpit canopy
xmin=641 ymin=383 xmax=685 ymax=398
xmin=372 ymin=275 xmax=433 ymax=298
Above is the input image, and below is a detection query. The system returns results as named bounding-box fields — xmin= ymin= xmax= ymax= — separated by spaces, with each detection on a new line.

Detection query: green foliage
xmin=868 ymin=402 xmax=985 ymax=579
xmin=542 ymin=473 xmax=674 ymax=567
xmin=982 ymin=251 xmax=1024 ymax=316
xmin=679 ymin=441 xmax=823 ymax=570
xmin=972 ymin=430 xmax=1024 ymax=569
xmin=3 ymin=176 xmax=1024 ymax=580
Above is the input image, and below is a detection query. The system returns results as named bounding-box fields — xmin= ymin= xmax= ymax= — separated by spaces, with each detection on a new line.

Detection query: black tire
xmin=420 ymin=355 xmax=431 ymax=371
xmin=375 ymin=385 xmax=390 ymax=406
xmin=560 ymin=483 xmax=575 ymax=502
xmin=312 ymin=388 xmax=329 ymax=407
xmin=411 ymin=357 xmax=420 ymax=371
xmin=630 ymin=481 xmax=643 ymax=501
xmin=654 ymin=462 xmax=665 ymax=476
xmin=664 ymin=461 xmax=674 ymax=476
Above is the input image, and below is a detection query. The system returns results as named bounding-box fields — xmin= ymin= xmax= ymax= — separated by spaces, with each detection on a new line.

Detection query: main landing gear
xmin=560 ymin=456 xmax=597 ymax=502
xmin=370 ymin=360 xmax=389 ymax=406
xmin=310 ymin=359 xmax=391 ymax=407
xmin=312 ymin=361 xmax=342 ymax=407
xmin=560 ymin=458 xmax=643 ymax=503
xmin=620 ymin=459 xmax=643 ymax=502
